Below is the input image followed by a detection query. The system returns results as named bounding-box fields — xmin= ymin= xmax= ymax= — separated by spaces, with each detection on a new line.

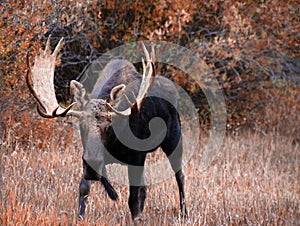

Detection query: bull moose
xmin=26 ymin=37 xmax=187 ymax=220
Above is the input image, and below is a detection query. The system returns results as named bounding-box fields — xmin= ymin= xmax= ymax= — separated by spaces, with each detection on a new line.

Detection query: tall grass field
xmin=1 ymin=124 xmax=298 ymax=225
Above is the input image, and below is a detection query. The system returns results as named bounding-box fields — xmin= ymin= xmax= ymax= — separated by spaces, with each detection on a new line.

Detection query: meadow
xmin=1 ymin=123 xmax=298 ymax=225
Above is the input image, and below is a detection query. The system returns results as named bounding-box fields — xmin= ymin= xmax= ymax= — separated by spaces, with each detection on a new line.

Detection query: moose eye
xmin=94 ymin=114 xmax=101 ymax=120
xmin=94 ymin=113 xmax=106 ymax=121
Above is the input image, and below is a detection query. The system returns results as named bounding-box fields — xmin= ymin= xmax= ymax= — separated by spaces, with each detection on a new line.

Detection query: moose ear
xmin=70 ymin=80 xmax=89 ymax=109
xmin=109 ymin=84 xmax=126 ymax=102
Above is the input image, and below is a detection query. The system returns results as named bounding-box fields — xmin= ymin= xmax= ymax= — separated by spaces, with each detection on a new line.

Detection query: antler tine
xmin=142 ymin=57 xmax=146 ymax=70
xmin=44 ymin=35 xmax=51 ymax=54
xmin=141 ymin=42 xmax=155 ymax=80
xmin=141 ymin=42 xmax=151 ymax=62
xmin=53 ymin=102 xmax=77 ymax=117
xmin=52 ymin=37 xmax=64 ymax=56
xmin=151 ymin=44 xmax=156 ymax=64
xmin=123 ymin=93 xmax=135 ymax=108
xmin=138 ymin=43 xmax=155 ymax=101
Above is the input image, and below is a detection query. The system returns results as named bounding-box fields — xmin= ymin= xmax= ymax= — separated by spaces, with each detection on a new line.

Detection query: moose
xmin=26 ymin=37 xmax=187 ymax=220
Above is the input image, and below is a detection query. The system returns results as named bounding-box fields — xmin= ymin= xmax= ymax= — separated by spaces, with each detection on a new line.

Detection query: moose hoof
xmin=132 ymin=214 xmax=145 ymax=224
xmin=77 ymin=215 xmax=84 ymax=221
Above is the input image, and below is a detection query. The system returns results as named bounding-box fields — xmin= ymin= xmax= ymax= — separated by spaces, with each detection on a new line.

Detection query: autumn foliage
xmin=1 ymin=0 xmax=299 ymax=139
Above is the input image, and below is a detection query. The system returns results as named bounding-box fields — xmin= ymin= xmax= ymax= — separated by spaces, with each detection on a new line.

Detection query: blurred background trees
xmin=1 ymin=0 xmax=299 ymax=143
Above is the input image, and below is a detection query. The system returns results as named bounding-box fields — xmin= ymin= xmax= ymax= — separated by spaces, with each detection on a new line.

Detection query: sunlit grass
xmin=1 ymin=126 xmax=299 ymax=225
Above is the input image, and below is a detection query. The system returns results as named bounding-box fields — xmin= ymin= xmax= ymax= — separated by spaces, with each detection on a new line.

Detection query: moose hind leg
xmin=171 ymin=157 xmax=187 ymax=218
xmin=162 ymin=139 xmax=187 ymax=218
xmin=78 ymin=177 xmax=91 ymax=220
xmin=175 ymin=169 xmax=187 ymax=217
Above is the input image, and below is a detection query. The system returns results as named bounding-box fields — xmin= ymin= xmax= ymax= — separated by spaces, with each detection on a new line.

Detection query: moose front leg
xmin=128 ymin=165 xmax=147 ymax=220
xmin=78 ymin=177 xmax=91 ymax=220
xmin=128 ymin=186 xmax=147 ymax=219
xmin=78 ymin=159 xmax=118 ymax=220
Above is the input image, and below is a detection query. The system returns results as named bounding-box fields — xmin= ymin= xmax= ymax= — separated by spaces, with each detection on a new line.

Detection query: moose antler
xmin=26 ymin=37 xmax=80 ymax=118
xmin=108 ymin=43 xmax=156 ymax=116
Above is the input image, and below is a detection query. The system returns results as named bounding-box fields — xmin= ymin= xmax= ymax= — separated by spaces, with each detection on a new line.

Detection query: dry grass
xmin=0 ymin=124 xmax=299 ymax=225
